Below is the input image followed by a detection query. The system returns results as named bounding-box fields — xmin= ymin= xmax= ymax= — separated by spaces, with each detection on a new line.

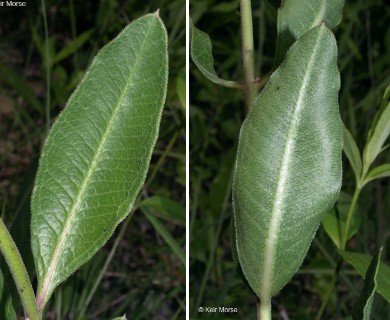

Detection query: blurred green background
xmin=0 ymin=0 xmax=185 ymax=319
xmin=190 ymin=0 xmax=390 ymax=319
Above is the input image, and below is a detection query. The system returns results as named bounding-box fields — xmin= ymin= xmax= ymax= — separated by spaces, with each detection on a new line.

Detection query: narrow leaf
xmin=363 ymin=88 xmax=390 ymax=169
xmin=0 ymin=63 xmax=43 ymax=115
xmin=340 ymin=251 xmax=390 ymax=304
xmin=274 ymin=0 xmax=344 ymax=66
xmin=141 ymin=208 xmax=185 ymax=265
xmin=190 ymin=20 xmax=241 ymax=89
xmin=52 ymin=29 xmax=94 ymax=64
xmin=140 ymin=196 xmax=185 ymax=225
xmin=363 ymin=163 xmax=390 ymax=186
xmin=352 ymin=248 xmax=383 ymax=320
xmin=31 ymin=13 xmax=168 ymax=309
xmin=366 ymin=85 xmax=390 ymax=142
xmin=233 ymin=25 xmax=342 ymax=301
xmin=343 ymin=123 xmax=362 ymax=183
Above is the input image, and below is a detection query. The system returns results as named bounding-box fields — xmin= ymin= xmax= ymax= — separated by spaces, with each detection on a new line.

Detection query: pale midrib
xmin=260 ymin=30 xmax=324 ymax=302
xmin=38 ymin=20 xmax=155 ymax=308
xmin=310 ymin=0 xmax=327 ymax=29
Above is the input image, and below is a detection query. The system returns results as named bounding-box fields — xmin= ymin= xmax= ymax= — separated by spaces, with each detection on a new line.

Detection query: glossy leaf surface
xmin=352 ymin=248 xmax=382 ymax=320
xmin=275 ymin=0 xmax=344 ymax=66
xmin=233 ymin=25 xmax=342 ymax=301
xmin=340 ymin=250 xmax=390 ymax=303
xmin=31 ymin=13 xmax=168 ymax=309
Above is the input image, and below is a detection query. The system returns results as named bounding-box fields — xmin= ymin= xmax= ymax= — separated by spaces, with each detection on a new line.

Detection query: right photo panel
xmin=189 ymin=0 xmax=390 ymax=319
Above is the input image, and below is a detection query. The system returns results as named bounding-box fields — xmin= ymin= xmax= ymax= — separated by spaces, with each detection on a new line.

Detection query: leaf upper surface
xmin=274 ymin=0 xmax=344 ymax=66
xmin=233 ymin=25 xmax=342 ymax=301
xmin=31 ymin=13 xmax=168 ymax=308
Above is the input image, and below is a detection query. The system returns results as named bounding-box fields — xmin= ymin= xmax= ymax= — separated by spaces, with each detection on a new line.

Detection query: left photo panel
xmin=0 ymin=1 xmax=186 ymax=319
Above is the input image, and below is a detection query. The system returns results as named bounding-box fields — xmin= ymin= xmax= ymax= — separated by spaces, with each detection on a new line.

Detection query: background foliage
xmin=0 ymin=0 xmax=185 ymax=319
xmin=190 ymin=0 xmax=390 ymax=319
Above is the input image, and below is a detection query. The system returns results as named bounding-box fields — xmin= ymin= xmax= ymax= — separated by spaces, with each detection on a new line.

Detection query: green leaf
xmin=352 ymin=247 xmax=383 ymax=320
xmin=340 ymin=250 xmax=390 ymax=304
xmin=322 ymin=192 xmax=361 ymax=248
xmin=190 ymin=20 xmax=241 ymax=89
xmin=275 ymin=0 xmax=344 ymax=66
xmin=343 ymin=123 xmax=362 ymax=183
xmin=363 ymin=163 xmax=390 ymax=186
xmin=0 ymin=63 xmax=43 ymax=115
xmin=140 ymin=196 xmax=185 ymax=225
xmin=31 ymin=13 xmax=168 ymax=310
xmin=0 ymin=265 xmax=17 ymax=320
xmin=233 ymin=25 xmax=342 ymax=301
xmin=52 ymin=29 xmax=94 ymax=64
xmin=141 ymin=208 xmax=185 ymax=265
xmin=363 ymin=87 xmax=390 ymax=170
xmin=366 ymin=85 xmax=390 ymax=142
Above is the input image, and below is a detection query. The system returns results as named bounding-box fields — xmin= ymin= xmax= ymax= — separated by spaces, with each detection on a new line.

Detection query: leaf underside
xmin=190 ymin=20 xmax=238 ymax=88
xmin=275 ymin=0 xmax=344 ymax=66
xmin=233 ymin=25 xmax=342 ymax=301
xmin=31 ymin=13 xmax=168 ymax=308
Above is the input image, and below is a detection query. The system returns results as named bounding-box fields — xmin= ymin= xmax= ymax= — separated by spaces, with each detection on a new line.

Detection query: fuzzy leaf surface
xmin=233 ymin=25 xmax=342 ymax=301
xmin=275 ymin=0 xmax=344 ymax=66
xmin=31 ymin=13 xmax=168 ymax=309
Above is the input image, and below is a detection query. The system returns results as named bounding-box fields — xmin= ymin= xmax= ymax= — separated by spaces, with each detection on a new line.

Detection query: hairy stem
xmin=0 ymin=219 xmax=41 ymax=320
xmin=240 ymin=0 xmax=257 ymax=111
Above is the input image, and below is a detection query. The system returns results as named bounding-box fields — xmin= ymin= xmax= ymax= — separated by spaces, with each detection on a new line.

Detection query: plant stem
xmin=258 ymin=298 xmax=271 ymax=320
xmin=240 ymin=0 xmax=257 ymax=111
xmin=0 ymin=218 xmax=41 ymax=320
xmin=341 ymin=186 xmax=361 ymax=250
